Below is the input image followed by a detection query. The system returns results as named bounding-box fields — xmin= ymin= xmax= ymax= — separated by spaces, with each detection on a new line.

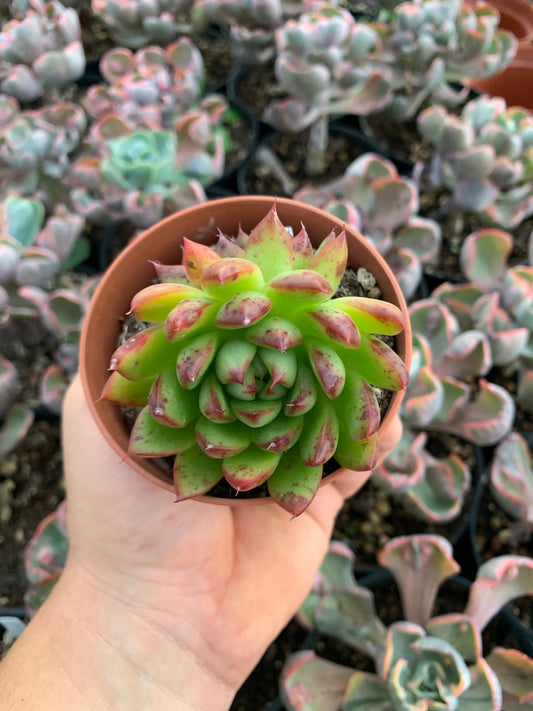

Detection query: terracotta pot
xmin=466 ymin=0 xmax=533 ymax=43
xmin=466 ymin=44 xmax=533 ymax=109
xmin=79 ymin=196 xmax=412 ymax=505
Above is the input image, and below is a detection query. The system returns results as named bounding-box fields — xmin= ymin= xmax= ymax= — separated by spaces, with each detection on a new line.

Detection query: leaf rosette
xmin=102 ymin=205 xmax=408 ymax=515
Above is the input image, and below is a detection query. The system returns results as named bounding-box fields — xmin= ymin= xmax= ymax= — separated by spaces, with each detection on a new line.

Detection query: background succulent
xmin=282 ymin=534 xmax=533 ymax=710
xmin=101 ymin=204 xmax=408 ymax=516
xmin=0 ymin=0 xmax=86 ymax=103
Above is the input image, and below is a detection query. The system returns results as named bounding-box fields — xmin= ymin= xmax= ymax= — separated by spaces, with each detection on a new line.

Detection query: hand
xmin=1 ymin=375 xmax=401 ymax=711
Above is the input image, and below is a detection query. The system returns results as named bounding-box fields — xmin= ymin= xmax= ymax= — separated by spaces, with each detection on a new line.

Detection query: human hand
xmin=1 ymin=374 xmax=401 ymax=711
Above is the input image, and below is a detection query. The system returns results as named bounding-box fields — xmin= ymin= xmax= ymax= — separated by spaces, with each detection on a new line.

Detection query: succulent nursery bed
xmin=2 ymin=0 xmax=533 ymax=709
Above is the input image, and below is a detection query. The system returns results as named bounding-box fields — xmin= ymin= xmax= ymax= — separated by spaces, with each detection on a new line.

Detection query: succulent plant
xmin=263 ymin=3 xmax=393 ymax=175
xmin=0 ymin=0 xmax=86 ymax=103
xmin=373 ymin=426 xmax=471 ymax=523
xmin=91 ymin=0 xmax=195 ymax=49
xmin=368 ymin=0 xmax=517 ymax=122
xmin=100 ymin=204 xmax=409 ymax=516
xmin=403 ymin=294 xmax=516 ymax=446
xmin=295 ymin=153 xmax=441 ymax=300
xmin=84 ymin=38 xmax=206 ymax=127
xmin=68 ymin=102 xmax=229 ymax=227
xmin=0 ymin=403 xmax=34 ymax=458
xmin=282 ymin=534 xmax=533 ymax=711
xmin=416 ymin=97 xmax=533 ymax=228
xmin=24 ymin=500 xmax=68 ymax=616
xmin=490 ymin=432 xmax=533 ymax=536
xmin=0 ymin=100 xmax=87 ymax=209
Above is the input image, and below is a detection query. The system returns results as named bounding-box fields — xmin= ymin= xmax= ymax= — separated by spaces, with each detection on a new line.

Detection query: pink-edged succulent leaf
xmin=334 ymin=426 xmax=377 ymax=471
xmin=267 ymin=447 xmax=322 ymax=516
xmin=176 ymin=332 xmax=218 ymax=389
xmin=246 ymin=316 xmax=303 ymax=352
xmin=212 ymin=233 xmax=246 ymax=259
xmin=490 ymin=433 xmax=533 ymax=524
xmin=409 ymin=299 xmax=458 ymax=356
xmin=517 ymin=370 xmax=533 ymax=416
xmin=195 ymin=417 xmax=251 ymax=458
xmin=303 ymin=304 xmax=361 ymax=349
xmin=472 ymin=293 xmax=529 ymax=367
xmin=109 ymin=325 xmax=179 ymax=380
xmin=198 ymin=372 xmax=235 ymax=423
xmin=266 ymin=270 xmax=333 ymax=308
xmin=244 ymin=205 xmax=294 ymax=281
xmin=291 ymin=224 xmax=314 ymax=268
xmin=230 ymin=398 xmax=282 ymax=428
xmin=433 ymin=282 xmax=484 ymax=331
xmin=281 ymin=650 xmax=355 ymax=711
xmin=404 ymin=364 xmax=444 ymax=428
xmin=129 ymin=408 xmax=196 ymax=456
xmin=164 ymin=298 xmax=218 ymax=343
xmin=173 ymin=445 xmax=224 ymax=501
xmin=460 ymin=229 xmax=513 ymax=290
xmin=0 ymin=356 xmax=18 ymax=412
xmin=24 ymin=501 xmax=68 ymax=617
xmin=465 ymin=556 xmax=533 ymax=632
xmin=306 ymin=341 xmax=346 ymax=399
xmin=130 ymin=282 xmax=205 ymax=322
xmin=259 ymin=346 xmax=298 ymax=391
xmin=334 ymin=371 xmax=380 ymax=442
xmin=215 ymin=291 xmax=272 ymax=329
xmin=299 ymin=397 xmax=339 ymax=467
xmin=485 ymin=648 xmax=533 ymax=710
xmin=149 ymin=262 xmax=192 ymax=285
xmin=426 ymin=613 xmax=482 ymax=661
xmin=100 ymin=370 xmax=154 ymax=407
xmin=149 ymin=367 xmax=200 ymax=427
xmin=333 ymin=297 xmax=406 ymax=336
xmin=222 ymin=445 xmax=281 ymax=493
xmin=459 ymin=659 xmax=503 ymax=711
xmin=182 ymin=237 xmax=221 ymax=286
xmin=394 ymin=218 xmax=442 ymax=263
xmin=0 ymin=403 xmax=34 ymax=457
xmin=215 ymin=339 xmax=257 ymax=385
xmin=344 ymin=337 xmax=408 ymax=391
xmin=436 ymin=330 xmax=492 ymax=379
xmin=200 ymin=258 xmax=265 ymax=300
xmin=343 ymin=671 xmax=390 ymax=711
xmin=253 ymin=413 xmax=304 ymax=453
xmin=285 ymin=363 xmax=318 ymax=417
xmin=378 ymin=535 xmax=460 ymax=628
xmin=384 ymin=247 xmax=423 ymax=301
xmin=39 ymin=364 xmax=68 ymax=414
xmin=306 ymin=230 xmax=347 ymax=293
xmin=373 ymin=429 xmax=427 ymax=494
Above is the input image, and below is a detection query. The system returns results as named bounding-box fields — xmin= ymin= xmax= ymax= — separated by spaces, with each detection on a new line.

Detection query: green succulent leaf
xmin=246 ymin=317 xmax=303 ymax=351
xmin=215 ymin=339 xmax=257 ymax=385
xmin=130 ymin=282 xmax=206 ymax=322
xmin=223 ymin=446 xmax=281 ymax=492
xmin=285 ymin=363 xmax=318 ymax=416
xmin=201 ymin=258 xmax=265 ymax=300
xmin=174 ymin=445 xmax=224 ymax=500
xmin=215 ymin=291 xmax=272 ymax=329
xmin=165 ymin=298 xmax=218 ymax=343
xmin=299 ymin=397 xmax=339 ymax=466
xmin=129 ymin=407 xmax=196 ymax=456
xmin=266 ymin=270 xmax=333 ymax=308
xmin=230 ymin=398 xmax=282 ymax=427
xmin=195 ymin=416 xmax=251 ymax=458
xmin=260 ymin=347 xmax=298 ymax=391
xmin=344 ymin=337 xmax=409 ymax=391
xmin=198 ymin=372 xmax=235 ymax=423
xmin=244 ymin=205 xmax=294 ymax=280
xmin=306 ymin=341 xmax=346 ymax=399
xmin=335 ymin=426 xmax=377 ymax=471
xmin=267 ymin=448 xmax=323 ymax=516
xmin=100 ymin=371 xmax=154 ymax=406
xmin=176 ymin=332 xmax=218 ymax=389
xmin=110 ymin=325 xmax=179 ymax=380
xmin=334 ymin=297 xmax=407 ymax=335
xmin=334 ymin=371 xmax=380 ymax=441
xmin=253 ymin=414 xmax=304 ymax=452
xmin=149 ymin=367 xmax=200 ymax=427
xmin=304 ymin=304 xmax=361 ymax=349
xmin=182 ymin=238 xmax=221 ymax=286
xmin=306 ymin=229 xmax=347 ymax=292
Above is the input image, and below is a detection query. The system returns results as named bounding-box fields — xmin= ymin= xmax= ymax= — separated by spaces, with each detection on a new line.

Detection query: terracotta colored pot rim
xmin=79 ymin=196 xmax=411 ymax=507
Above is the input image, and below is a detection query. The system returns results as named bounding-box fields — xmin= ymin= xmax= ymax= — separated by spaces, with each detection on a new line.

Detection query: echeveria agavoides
xmin=102 ymin=205 xmax=408 ymax=516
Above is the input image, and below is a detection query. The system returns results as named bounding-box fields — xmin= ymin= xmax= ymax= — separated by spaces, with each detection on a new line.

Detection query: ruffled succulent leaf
xmin=465 ymin=556 xmax=533 ymax=633
xmin=198 ymin=372 xmax=235 ymax=423
xmin=100 ymin=370 xmax=154 ymax=407
xmin=222 ymin=446 xmax=281 ymax=492
xmin=176 ymin=332 xmax=219 ymax=389
xmin=378 ymin=535 xmax=460 ymax=628
xmin=130 ymin=282 xmax=205 ymax=322
xmin=267 ymin=448 xmax=322 ymax=516
xmin=426 ymin=614 xmax=481 ymax=662
xmin=129 ymin=407 xmax=196 ymax=456
xmin=403 ymin=365 xmax=444 ymax=428
xmin=174 ymin=445 xmax=224 ymax=500
xmin=459 ymin=659 xmax=503 ymax=711
xmin=244 ymin=206 xmax=294 ymax=281
xmin=149 ymin=367 xmax=200 ymax=427
xmin=299 ymin=397 xmax=339 ymax=467
xmin=343 ymin=672 xmax=391 ymax=711
xmin=460 ymin=229 xmax=513 ymax=290
xmin=110 ymin=325 xmax=179 ymax=380
xmin=165 ymin=298 xmax=218 ymax=343
xmin=215 ymin=291 xmax=272 ymax=329
xmin=201 ymin=258 xmax=265 ymax=300
xmin=281 ymin=650 xmax=355 ymax=711
xmin=485 ymin=648 xmax=533 ymax=710
xmin=246 ymin=317 xmax=303 ymax=351
xmin=285 ymin=363 xmax=318 ymax=417
xmin=490 ymin=433 xmax=533 ymax=523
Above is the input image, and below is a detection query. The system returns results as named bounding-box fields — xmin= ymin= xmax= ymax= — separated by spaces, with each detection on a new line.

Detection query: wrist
xmin=3 ymin=560 xmax=237 ymax=711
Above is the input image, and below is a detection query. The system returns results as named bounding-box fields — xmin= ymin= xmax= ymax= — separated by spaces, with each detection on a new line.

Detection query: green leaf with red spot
xmin=285 ymin=363 xmax=318 ymax=416
xmin=267 ymin=449 xmax=323 ymax=516
xmin=333 ymin=371 xmax=381 ymax=441
xmin=100 ymin=371 xmax=154 ymax=406
xmin=266 ymin=270 xmax=333 ymax=309
xmin=176 ymin=332 xmax=218 ymax=389
xmin=260 ymin=347 xmax=298 ymax=391
xmin=299 ymin=397 xmax=339 ymax=466
xmin=303 ymin=304 xmax=361 ymax=349
xmin=306 ymin=341 xmax=346 ymax=399
xmin=306 ymin=229 xmax=347 ymax=292
xmin=182 ymin=238 xmax=221 ymax=286
xmin=246 ymin=317 xmax=303 ymax=351
xmin=195 ymin=417 xmax=251 ymax=458
xmin=130 ymin=282 xmax=205 ymax=322
xmin=334 ymin=297 xmax=407 ymax=335
xmin=109 ymin=325 xmax=179 ymax=380
xmin=344 ymin=336 xmax=409 ymax=391
xmin=244 ymin=205 xmax=294 ymax=280
xmin=201 ymin=258 xmax=265 ymax=300
xmin=226 ymin=368 xmax=260 ymax=400
xmin=149 ymin=367 xmax=200 ymax=427
xmin=215 ymin=291 xmax=272 ymax=329
xmin=215 ymin=339 xmax=257 ymax=384
xmin=174 ymin=445 xmax=224 ymax=500
xmin=335 ymin=426 xmax=378 ymax=471
xmin=165 ymin=298 xmax=218 ymax=343
xmin=213 ymin=233 xmax=245 ymax=258
xmin=230 ymin=399 xmax=282 ymax=427
xmin=129 ymin=407 xmax=196 ymax=456
xmin=150 ymin=262 xmax=192 ymax=285
xmin=291 ymin=224 xmax=314 ymax=268
xmin=223 ymin=446 xmax=281 ymax=492
xmin=199 ymin=372 xmax=235 ymax=423
xmin=253 ymin=413 xmax=304 ymax=452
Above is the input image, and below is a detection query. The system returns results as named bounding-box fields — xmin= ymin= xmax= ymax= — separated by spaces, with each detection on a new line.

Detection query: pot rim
xmin=79 ymin=195 xmax=412 ymax=506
